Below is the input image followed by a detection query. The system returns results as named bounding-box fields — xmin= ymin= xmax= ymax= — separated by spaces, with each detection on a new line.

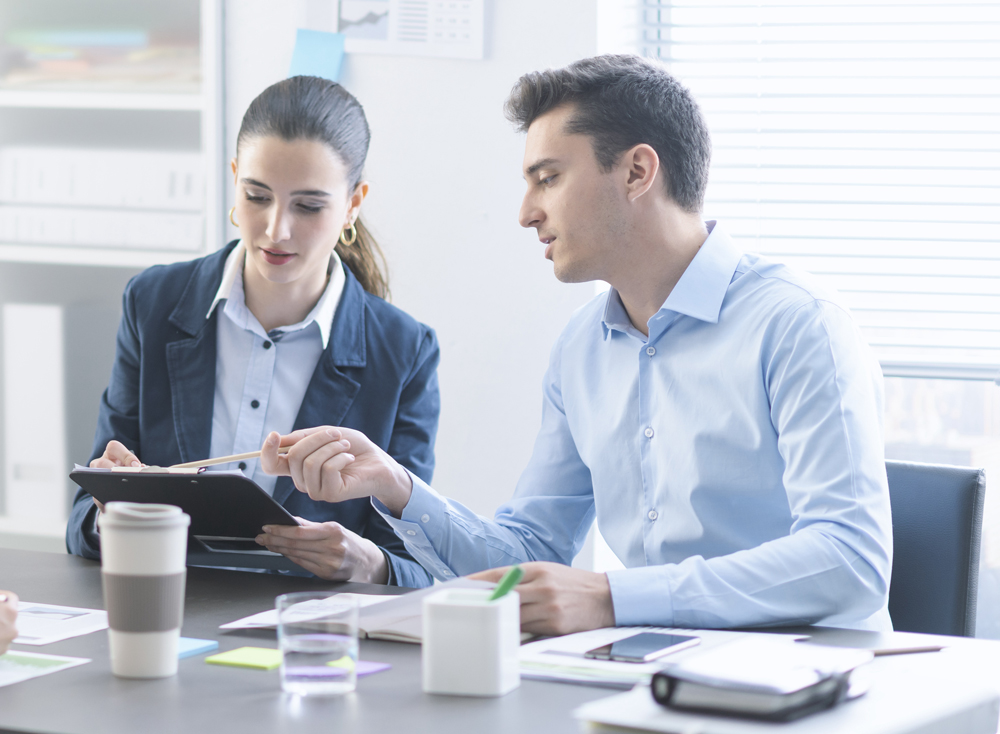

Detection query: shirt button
xmin=644 ymin=427 xmax=654 ymax=438
xmin=406 ymin=530 xmax=416 ymax=536
xmin=251 ymin=399 xmax=260 ymax=409
xmin=648 ymin=510 xmax=658 ymax=521
xmin=646 ymin=346 xmax=656 ymax=356
xmin=420 ymin=514 xmax=430 ymax=523
xmin=263 ymin=341 xmax=272 ymax=350
xmin=239 ymin=462 xmax=247 ymax=471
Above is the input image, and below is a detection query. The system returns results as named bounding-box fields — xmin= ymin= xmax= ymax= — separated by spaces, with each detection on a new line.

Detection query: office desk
xmin=2 ymin=548 xmax=1000 ymax=734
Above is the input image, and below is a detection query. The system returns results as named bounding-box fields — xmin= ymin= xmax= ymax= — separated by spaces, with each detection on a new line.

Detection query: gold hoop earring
xmin=229 ymin=206 xmax=239 ymax=228
xmin=339 ymin=223 xmax=358 ymax=247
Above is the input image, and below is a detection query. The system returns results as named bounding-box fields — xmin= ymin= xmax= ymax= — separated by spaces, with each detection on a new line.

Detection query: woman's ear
xmin=346 ymin=181 xmax=370 ymax=225
xmin=231 ymin=157 xmax=238 ymax=185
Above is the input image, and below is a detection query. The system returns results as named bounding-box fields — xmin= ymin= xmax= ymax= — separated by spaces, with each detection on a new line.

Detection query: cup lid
xmin=98 ymin=502 xmax=191 ymax=531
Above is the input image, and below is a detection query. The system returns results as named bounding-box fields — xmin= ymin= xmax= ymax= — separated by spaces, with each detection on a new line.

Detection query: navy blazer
xmin=66 ymin=242 xmax=438 ymax=589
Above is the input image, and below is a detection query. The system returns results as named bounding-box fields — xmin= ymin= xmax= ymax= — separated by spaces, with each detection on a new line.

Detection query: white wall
xmin=225 ymin=1 xmax=598 ymax=517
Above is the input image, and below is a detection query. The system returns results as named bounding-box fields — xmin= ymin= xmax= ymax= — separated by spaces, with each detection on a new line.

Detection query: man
xmin=259 ymin=54 xmax=893 ymax=636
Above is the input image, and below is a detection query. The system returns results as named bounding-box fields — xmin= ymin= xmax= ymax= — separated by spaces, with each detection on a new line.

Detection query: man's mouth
xmin=541 ymin=236 xmax=556 ymax=260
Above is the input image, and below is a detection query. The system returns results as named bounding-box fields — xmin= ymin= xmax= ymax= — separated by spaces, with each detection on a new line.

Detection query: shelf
xmin=0 ymin=243 xmax=203 ymax=268
xmin=0 ymin=89 xmax=203 ymax=111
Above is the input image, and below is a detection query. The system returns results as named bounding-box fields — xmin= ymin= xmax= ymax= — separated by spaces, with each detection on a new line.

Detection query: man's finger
xmin=259 ymin=522 xmax=344 ymax=541
xmin=467 ymin=566 xmax=512 ymax=583
xmin=299 ymin=441 xmax=353 ymax=500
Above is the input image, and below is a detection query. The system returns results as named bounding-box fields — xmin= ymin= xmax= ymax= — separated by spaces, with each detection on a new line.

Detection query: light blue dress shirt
xmin=375 ymin=222 xmax=893 ymax=632
xmin=206 ymin=241 xmax=344 ymax=495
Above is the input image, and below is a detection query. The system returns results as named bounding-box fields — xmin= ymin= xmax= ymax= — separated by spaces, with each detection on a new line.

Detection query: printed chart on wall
xmin=338 ymin=0 xmax=484 ymax=59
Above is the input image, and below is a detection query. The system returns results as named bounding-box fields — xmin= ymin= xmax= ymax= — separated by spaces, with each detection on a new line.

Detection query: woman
xmin=65 ymin=77 xmax=438 ymax=588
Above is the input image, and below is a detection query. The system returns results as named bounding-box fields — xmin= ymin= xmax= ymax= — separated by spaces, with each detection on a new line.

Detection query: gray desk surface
xmin=1 ymin=548 xmax=999 ymax=734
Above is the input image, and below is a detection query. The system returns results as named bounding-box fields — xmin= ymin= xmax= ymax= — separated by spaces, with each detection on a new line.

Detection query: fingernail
xmin=255 ymin=535 xmax=264 ymax=544
xmin=131 ymin=460 xmax=141 ymax=467
xmin=326 ymin=429 xmax=338 ymax=437
xmin=345 ymin=454 xmax=355 ymax=462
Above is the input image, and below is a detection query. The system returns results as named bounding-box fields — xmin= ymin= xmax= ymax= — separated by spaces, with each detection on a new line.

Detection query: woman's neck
xmin=242 ymin=256 xmax=330 ymax=332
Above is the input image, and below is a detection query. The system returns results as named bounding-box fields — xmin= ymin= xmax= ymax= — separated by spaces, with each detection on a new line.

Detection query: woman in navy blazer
xmin=65 ymin=77 xmax=437 ymax=589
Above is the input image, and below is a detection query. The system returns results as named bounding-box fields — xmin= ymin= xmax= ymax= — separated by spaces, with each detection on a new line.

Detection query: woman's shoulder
xmin=123 ymin=244 xmax=233 ymax=311
xmin=340 ymin=270 xmax=437 ymax=356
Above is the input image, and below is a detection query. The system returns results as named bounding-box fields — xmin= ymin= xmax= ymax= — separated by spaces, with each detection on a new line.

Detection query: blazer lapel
xmin=273 ymin=266 xmax=367 ymax=505
xmin=164 ymin=245 xmax=233 ymax=464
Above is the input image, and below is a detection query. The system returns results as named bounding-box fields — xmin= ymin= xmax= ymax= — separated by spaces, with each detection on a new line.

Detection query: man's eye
xmin=540 ymin=175 xmax=556 ymax=186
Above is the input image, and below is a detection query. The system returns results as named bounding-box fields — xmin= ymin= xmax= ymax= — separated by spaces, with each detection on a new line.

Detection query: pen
xmin=171 ymin=447 xmax=290 ymax=469
xmin=488 ymin=565 xmax=524 ymax=601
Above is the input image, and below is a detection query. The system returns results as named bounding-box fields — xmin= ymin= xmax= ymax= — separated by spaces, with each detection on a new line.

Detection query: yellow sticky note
xmin=327 ymin=655 xmax=355 ymax=671
xmin=205 ymin=646 xmax=282 ymax=670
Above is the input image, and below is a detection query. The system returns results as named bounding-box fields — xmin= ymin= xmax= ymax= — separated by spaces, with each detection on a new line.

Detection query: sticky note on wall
xmin=289 ymin=29 xmax=346 ymax=82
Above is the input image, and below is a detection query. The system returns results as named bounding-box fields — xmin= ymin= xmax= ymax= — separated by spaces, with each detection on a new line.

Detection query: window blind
xmin=639 ymin=0 xmax=1000 ymax=379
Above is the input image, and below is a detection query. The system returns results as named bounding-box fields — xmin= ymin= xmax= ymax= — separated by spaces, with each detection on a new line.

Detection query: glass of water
xmin=276 ymin=592 xmax=359 ymax=696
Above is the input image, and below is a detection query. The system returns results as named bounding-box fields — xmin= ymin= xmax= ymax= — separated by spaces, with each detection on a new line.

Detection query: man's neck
xmin=609 ymin=211 xmax=709 ymax=337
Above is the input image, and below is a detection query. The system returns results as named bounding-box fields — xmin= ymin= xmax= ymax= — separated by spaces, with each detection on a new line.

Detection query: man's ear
xmin=623 ymin=144 xmax=661 ymax=203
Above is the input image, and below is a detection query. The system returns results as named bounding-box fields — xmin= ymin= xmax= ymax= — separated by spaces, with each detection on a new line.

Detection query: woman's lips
xmin=261 ymin=248 xmax=295 ymax=265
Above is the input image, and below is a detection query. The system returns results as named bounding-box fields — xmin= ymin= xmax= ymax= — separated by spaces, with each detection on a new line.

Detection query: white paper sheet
xmin=13 ymin=602 xmax=108 ymax=646
xmin=0 ymin=650 xmax=90 ymax=687
xmin=519 ymin=627 xmax=810 ymax=689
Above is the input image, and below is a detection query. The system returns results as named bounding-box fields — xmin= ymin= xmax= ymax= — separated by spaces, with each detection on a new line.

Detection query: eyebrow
xmin=241 ymin=178 xmax=331 ymax=197
xmin=524 ymin=158 xmax=559 ymax=177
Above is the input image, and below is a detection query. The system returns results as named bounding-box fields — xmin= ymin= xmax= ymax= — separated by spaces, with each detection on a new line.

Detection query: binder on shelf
xmin=0 ymin=205 xmax=203 ymax=251
xmin=0 ymin=147 xmax=205 ymax=211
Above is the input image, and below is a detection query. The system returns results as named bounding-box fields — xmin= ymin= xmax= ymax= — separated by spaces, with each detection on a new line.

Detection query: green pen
xmin=488 ymin=564 xmax=524 ymax=601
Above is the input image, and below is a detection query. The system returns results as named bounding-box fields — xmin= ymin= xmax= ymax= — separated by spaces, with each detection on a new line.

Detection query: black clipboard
xmin=70 ymin=468 xmax=302 ymax=571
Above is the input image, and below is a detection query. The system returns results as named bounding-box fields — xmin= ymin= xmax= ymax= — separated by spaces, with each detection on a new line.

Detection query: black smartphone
xmin=584 ymin=632 xmax=700 ymax=663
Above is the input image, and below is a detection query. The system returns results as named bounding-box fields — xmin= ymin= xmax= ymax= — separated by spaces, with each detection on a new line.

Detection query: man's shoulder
xmin=732 ymin=252 xmax=850 ymax=319
xmin=556 ymin=289 xmax=611 ymax=345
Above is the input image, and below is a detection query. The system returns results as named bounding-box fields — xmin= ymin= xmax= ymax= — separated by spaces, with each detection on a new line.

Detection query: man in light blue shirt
xmin=262 ymin=54 xmax=893 ymax=635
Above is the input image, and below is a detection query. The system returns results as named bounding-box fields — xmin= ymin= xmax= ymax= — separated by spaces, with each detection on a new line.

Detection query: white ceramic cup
xmin=98 ymin=502 xmax=190 ymax=679
xmin=422 ymin=588 xmax=520 ymax=697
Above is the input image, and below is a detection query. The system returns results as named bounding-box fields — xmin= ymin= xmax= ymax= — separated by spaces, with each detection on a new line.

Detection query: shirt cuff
xmin=369 ymin=471 xmax=458 ymax=581
xmin=605 ymin=565 xmax=675 ymax=627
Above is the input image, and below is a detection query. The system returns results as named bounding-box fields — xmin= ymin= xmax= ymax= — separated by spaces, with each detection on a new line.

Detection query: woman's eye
xmin=245 ymin=192 xmax=269 ymax=203
xmin=298 ymin=203 xmax=324 ymax=213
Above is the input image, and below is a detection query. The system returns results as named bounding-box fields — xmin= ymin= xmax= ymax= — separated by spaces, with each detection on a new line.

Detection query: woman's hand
xmin=256 ymin=518 xmax=389 ymax=583
xmin=89 ymin=441 xmax=143 ymax=513
xmin=259 ymin=427 xmax=414 ymax=517
xmin=0 ymin=591 xmax=19 ymax=654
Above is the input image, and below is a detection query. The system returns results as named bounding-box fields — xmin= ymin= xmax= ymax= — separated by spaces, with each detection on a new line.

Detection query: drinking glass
xmin=276 ymin=592 xmax=359 ymax=696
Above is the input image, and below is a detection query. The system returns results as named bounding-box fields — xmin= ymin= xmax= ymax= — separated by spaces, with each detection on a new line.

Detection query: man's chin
xmin=552 ymin=260 xmax=596 ymax=285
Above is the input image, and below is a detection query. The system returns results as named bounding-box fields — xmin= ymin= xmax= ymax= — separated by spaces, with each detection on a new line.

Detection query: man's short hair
xmin=504 ymin=54 xmax=711 ymax=213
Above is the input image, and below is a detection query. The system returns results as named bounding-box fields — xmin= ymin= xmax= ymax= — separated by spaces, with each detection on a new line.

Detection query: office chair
xmin=886 ymin=460 xmax=985 ymax=637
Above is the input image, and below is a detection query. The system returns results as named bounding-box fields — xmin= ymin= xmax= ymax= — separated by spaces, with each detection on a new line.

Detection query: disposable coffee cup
xmin=98 ymin=502 xmax=190 ymax=679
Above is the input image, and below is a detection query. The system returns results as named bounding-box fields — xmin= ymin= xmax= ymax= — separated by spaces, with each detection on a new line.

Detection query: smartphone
xmin=584 ymin=632 xmax=700 ymax=663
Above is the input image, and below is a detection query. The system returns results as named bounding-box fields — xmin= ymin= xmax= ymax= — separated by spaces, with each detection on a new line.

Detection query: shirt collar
xmin=602 ymin=221 xmax=744 ymax=338
xmin=205 ymin=240 xmax=346 ymax=349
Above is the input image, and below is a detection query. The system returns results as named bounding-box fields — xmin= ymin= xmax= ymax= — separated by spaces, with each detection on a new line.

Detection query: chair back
xmin=886 ymin=460 xmax=985 ymax=637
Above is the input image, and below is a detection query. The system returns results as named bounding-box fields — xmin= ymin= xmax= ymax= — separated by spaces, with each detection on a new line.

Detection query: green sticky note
xmin=205 ymin=647 xmax=282 ymax=670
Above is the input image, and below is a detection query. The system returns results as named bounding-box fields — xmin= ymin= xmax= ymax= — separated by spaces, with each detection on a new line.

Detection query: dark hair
xmin=504 ymin=54 xmax=711 ymax=213
xmin=237 ymin=75 xmax=390 ymax=299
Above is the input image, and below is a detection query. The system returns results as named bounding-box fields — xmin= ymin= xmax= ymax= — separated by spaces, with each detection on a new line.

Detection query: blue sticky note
xmin=289 ymin=29 xmax=345 ymax=82
xmin=179 ymin=637 xmax=219 ymax=659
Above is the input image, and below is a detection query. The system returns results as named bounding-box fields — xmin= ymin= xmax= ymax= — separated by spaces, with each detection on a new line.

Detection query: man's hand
xmin=256 ymin=518 xmax=389 ymax=584
xmin=469 ymin=562 xmax=616 ymax=636
xmin=0 ymin=591 xmax=18 ymax=655
xmin=259 ymin=427 xmax=414 ymax=517
xmin=89 ymin=440 xmax=143 ymax=513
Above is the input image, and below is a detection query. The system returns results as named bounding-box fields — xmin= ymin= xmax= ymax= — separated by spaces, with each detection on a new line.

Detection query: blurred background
xmin=0 ymin=0 xmax=997 ymax=637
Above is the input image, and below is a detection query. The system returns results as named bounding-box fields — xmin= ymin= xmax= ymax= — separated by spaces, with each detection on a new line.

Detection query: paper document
xmin=519 ymin=627 xmax=809 ymax=690
xmin=13 ymin=602 xmax=108 ymax=646
xmin=337 ymin=0 xmax=484 ymax=59
xmin=221 ymin=578 xmax=494 ymax=643
xmin=0 ymin=650 xmax=90 ymax=687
